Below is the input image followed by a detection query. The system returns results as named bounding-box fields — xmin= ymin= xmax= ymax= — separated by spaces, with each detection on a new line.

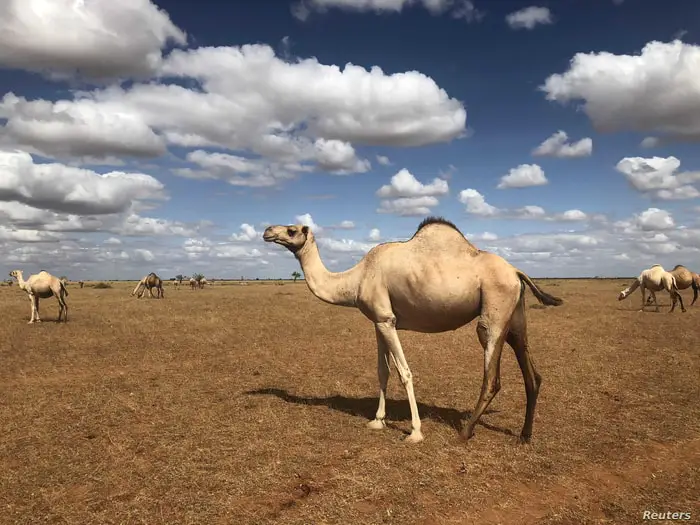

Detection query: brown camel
xmin=263 ymin=217 xmax=563 ymax=444
xmin=662 ymin=265 xmax=700 ymax=306
xmin=131 ymin=272 xmax=165 ymax=299
xmin=9 ymin=269 xmax=69 ymax=323
xmin=79 ymin=280 xmax=84 ymax=289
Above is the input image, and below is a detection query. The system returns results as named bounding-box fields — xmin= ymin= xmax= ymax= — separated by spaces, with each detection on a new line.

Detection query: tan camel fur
xmin=618 ymin=264 xmax=685 ymax=313
xmin=131 ymin=272 xmax=164 ymax=299
xmin=199 ymin=277 xmax=208 ymax=288
xmin=9 ymin=270 xmax=69 ymax=323
xmin=263 ymin=217 xmax=564 ymax=444
xmin=189 ymin=277 xmax=197 ymax=290
xmin=664 ymin=265 xmax=700 ymax=306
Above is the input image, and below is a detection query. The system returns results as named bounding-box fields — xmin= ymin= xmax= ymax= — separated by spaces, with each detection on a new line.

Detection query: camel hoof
xmin=459 ymin=428 xmax=475 ymax=442
xmin=366 ymin=418 xmax=387 ymax=430
xmin=404 ymin=431 xmax=424 ymax=444
xmin=518 ymin=434 xmax=532 ymax=444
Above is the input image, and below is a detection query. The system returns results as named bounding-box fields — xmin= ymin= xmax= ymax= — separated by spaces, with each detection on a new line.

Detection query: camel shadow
xmin=245 ymin=387 xmax=514 ymax=438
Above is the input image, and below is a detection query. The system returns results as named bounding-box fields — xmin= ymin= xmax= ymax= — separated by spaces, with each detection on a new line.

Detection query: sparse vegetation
xmin=0 ymin=279 xmax=697 ymax=524
xmin=92 ymin=282 xmax=112 ymax=289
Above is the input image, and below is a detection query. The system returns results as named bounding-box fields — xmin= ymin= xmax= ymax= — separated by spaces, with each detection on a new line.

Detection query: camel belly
xmin=390 ymin=287 xmax=482 ymax=333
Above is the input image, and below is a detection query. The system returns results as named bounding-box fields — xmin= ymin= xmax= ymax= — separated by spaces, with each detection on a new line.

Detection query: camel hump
xmin=672 ymin=264 xmax=685 ymax=270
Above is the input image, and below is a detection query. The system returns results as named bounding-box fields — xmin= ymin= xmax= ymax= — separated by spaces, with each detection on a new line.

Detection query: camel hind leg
xmin=461 ymin=285 xmax=518 ymax=442
xmin=669 ymin=288 xmax=685 ymax=313
xmin=505 ymin=290 xmax=541 ymax=443
xmin=57 ymin=289 xmax=68 ymax=322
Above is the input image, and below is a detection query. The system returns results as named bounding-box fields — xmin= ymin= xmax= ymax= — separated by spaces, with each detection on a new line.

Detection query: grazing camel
xmin=618 ymin=264 xmax=685 ymax=313
xmin=263 ymin=217 xmax=563 ymax=445
xmin=9 ymin=269 xmax=69 ymax=323
xmin=131 ymin=272 xmax=165 ymax=299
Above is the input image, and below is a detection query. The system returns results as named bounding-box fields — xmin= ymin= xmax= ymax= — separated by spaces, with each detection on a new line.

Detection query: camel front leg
xmin=375 ymin=316 xmax=423 ymax=443
xmin=639 ymin=284 xmax=648 ymax=311
xmin=462 ymin=319 xmax=506 ymax=441
xmin=29 ymin=295 xmax=41 ymax=323
xmin=367 ymin=325 xmax=390 ymax=430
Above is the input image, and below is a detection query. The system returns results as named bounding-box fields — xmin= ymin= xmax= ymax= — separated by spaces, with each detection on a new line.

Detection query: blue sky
xmin=1 ymin=0 xmax=699 ymax=280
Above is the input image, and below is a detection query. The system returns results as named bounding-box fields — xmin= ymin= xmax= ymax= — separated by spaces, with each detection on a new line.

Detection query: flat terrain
xmin=1 ymin=279 xmax=698 ymax=525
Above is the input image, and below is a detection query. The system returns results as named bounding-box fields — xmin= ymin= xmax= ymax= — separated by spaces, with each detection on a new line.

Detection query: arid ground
xmin=1 ymin=279 xmax=698 ymax=525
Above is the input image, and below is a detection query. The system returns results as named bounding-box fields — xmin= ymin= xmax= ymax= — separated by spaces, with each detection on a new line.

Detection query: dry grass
xmin=0 ymin=279 xmax=698 ymax=525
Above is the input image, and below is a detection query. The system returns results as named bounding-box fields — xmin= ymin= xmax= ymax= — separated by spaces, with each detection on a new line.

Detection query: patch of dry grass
xmin=0 ymin=279 xmax=698 ymax=524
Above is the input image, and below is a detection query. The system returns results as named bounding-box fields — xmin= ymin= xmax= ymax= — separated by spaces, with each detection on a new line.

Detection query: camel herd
xmin=5 ymin=217 xmax=699 ymax=445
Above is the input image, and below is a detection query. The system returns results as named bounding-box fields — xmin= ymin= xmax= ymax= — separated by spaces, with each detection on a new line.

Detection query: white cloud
xmin=368 ymin=228 xmax=381 ymax=241
xmin=532 ymin=131 xmax=592 ymax=158
xmin=230 ymin=223 xmax=261 ymax=242
xmin=0 ymin=0 xmax=187 ymax=80
xmin=497 ymin=164 xmax=548 ymax=189
xmin=615 ymin=156 xmax=700 ymax=200
xmin=376 ymin=155 xmax=392 ymax=166
xmin=376 ymin=168 xmax=449 ymax=198
xmin=317 ymin=237 xmax=377 ymax=254
xmin=376 ymin=168 xmax=449 ymax=216
xmin=313 ymin=139 xmax=371 ymax=174
xmin=540 ymin=40 xmax=700 ymax=143
xmin=640 ymin=136 xmax=659 ymax=149
xmin=334 ymin=220 xmax=355 ymax=229
xmin=634 ymin=208 xmax=676 ymax=231
xmin=104 ymin=237 xmax=122 ymax=245
xmin=292 ymin=0 xmax=484 ymax=23
xmin=458 ymin=189 xmax=499 ymax=216
xmin=377 ymin=196 xmax=440 ymax=216
xmin=505 ymin=6 xmax=553 ymax=30
xmin=295 ymin=213 xmax=323 ymax=233
xmin=0 ymin=150 xmax=166 ymax=215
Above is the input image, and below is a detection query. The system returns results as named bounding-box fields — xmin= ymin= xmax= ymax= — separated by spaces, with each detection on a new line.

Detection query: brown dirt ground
xmin=0 ymin=278 xmax=698 ymax=525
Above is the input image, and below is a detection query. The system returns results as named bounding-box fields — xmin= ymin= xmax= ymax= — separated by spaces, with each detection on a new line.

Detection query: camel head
xmin=618 ymin=288 xmax=630 ymax=301
xmin=8 ymin=270 xmax=21 ymax=280
xmin=263 ymin=224 xmax=313 ymax=253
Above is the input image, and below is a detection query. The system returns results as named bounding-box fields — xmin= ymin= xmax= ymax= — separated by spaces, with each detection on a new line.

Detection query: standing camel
xmin=9 ymin=270 xmax=69 ymax=323
xmin=618 ymin=264 xmax=685 ymax=313
xmin=199 ymin=277 xmax=208 ymax=288
xmin=78 ymin=281 xmax=84 ymax=289
xmin=664 ymin=265 xmax=700 ymax=306
xmin=131 ymin=272 xmax=165 ymax=299
xmin=189 ymin=277 xmax=197 ymax=290
xmin=263 ymin=217 xmax=563 ymax=445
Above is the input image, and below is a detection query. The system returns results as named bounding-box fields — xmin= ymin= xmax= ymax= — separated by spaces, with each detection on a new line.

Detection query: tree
xmin=175 ymin=274 xmax=184 ymax=284
xmin=291 ymin=271 xmax=302 ymax=282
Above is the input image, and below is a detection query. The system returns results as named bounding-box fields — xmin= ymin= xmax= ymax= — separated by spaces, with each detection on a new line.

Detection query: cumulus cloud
xmin=368 ymin=228 xmax=381 ymax=241
xmin=496 ymin=164 xmax=548 ymax=189
xmin=505 ymin=6 xmax=553 ymax=30
xmin=640 ymin=137 xmax=660 ymax=149
xmin=458 ymin=189 xmax=499 ymax=216
xmin=0 ymin=0 xmax=187 ymax=80
xmin=376 ymin=168 xmax=449 ymax=215
xmin=292 ymin=0 xmax=484 ymax=22
xmin=540 ymin=40 xmax=700 ymax=143
xmin=376 ymin=155 xmax=392 ymax=166
xmin=615 ymin=156 xmax=700 ymax=200
xmin=0 ymin=150 xmax=166 ymax=215
xmin=532 ymin=131 xmax=592 ymax=158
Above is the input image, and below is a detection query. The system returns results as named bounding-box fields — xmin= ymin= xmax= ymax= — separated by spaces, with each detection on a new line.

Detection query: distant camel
xmin=618 ymin=264 xmax=685 ymax=313
xmin=189 ymin=277 xmax=197 ymax=290
xmin=173 ymin=280 xmax=180 ymax=290
xmin=263 ymin=216 xmax=563 ymax=444
xmin=9 ymin=269 xmax=69 ymax=323
xmin=132 ymin=272 xmax=165 ymax=299
xmin=199 ymin=277 xmax=208 ymax=288
xmin=78 ymin=281 xmax=84 ymax=289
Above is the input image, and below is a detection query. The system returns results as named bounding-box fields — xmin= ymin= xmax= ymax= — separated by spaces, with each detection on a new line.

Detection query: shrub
xmin=92 ymin=282 xmax=113 ymax=289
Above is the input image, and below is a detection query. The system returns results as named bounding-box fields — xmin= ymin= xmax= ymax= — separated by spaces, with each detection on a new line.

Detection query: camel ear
xmin=302 ymin=225 xmax=309 ymax=235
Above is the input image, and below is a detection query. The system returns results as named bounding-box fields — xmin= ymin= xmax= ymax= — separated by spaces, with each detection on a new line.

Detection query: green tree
xmin=291 ymin=271 xmax=302 ymax=282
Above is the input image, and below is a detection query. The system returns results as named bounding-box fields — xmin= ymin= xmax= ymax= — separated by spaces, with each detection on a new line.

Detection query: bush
xmin=92 ymin=282 xmax=113 ymax=289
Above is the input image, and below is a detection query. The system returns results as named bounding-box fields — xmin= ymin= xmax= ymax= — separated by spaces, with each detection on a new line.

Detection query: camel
xmin=78 ymin=281 xmax=84 ymax=289
xmin=618 ymin=264 xmax=685 ymax=313
xmin=263 ymin=217 xmax=563 ymax=445
xmin=131 ymin=272 xmax=165 ymax=299
xmin=173 ymin=280 xmax=180 ymax=289
xmin=664 ymin=265 xmax=700 ymax=306
xmin=9 ymin=269 xmax=69 ymax=323
xmin=189 ymin=277 xmax=197 ymax=290
xmin=199 ymin=277 xmax=208 ymax=288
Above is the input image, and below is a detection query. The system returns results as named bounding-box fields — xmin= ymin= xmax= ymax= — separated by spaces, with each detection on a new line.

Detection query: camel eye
xmin=287 ymin=228 xmax=296 ymax=236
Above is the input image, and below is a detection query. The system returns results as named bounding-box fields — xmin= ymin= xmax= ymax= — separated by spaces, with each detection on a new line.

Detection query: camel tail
xmin=60 ymin=280 xmax=69 ymax=297
xmin=516 ymin=270 xmax=563 ymax=307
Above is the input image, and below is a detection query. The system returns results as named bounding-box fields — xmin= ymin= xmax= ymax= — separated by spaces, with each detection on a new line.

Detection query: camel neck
xmin=295 ymin=240 xmax=362 ymax=307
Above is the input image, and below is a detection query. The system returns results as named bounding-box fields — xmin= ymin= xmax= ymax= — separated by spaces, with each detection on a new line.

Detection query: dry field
xmin=1 ymin=279 xmax=698 ymax=525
